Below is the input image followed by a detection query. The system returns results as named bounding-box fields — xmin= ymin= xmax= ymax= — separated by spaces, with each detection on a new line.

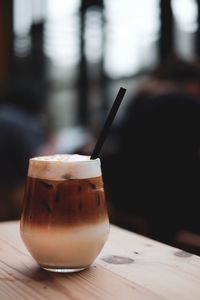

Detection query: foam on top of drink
xmin=28 ymin=154 xmax=101 ymax=180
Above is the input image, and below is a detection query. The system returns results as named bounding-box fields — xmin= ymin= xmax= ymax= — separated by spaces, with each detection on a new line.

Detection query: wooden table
xmin=0 ymin=221 xmax=200 ymax=300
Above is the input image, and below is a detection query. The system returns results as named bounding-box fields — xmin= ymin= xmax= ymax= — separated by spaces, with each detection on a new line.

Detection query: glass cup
xmin=20 ymin=154 xmax=110 ymax=273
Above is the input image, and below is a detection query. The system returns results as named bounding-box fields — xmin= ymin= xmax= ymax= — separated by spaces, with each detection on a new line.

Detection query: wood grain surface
xmin=0 ymin=221 xmax=200 ymax=300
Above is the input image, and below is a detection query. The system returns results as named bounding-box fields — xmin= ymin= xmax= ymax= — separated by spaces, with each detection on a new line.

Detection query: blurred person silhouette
xmin=0 ymin=81 xmax=56 ymax=221
xmin=101 ymin=56 xmax=200 ymax=250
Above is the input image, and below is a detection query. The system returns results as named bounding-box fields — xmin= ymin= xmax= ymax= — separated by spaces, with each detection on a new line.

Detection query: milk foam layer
xmin=28 ymin=154 xmax=101 ymax=180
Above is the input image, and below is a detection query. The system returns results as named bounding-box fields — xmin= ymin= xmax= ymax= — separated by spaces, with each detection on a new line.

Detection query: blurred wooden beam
xmin=195 ymin=0 xmax=200 ymax=57
xmin=159 ymin=0 xmax=174 ymax=62
xmin=0 ymin=0 xmax=13 ymax=89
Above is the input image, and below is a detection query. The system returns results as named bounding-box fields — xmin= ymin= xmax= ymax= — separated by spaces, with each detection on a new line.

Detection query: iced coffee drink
xmin=20 ymin=154 xmax=109 ymax=272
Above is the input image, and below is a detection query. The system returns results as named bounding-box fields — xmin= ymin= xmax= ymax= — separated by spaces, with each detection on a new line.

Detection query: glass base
xmin=41 ymin=266 xmax=87 ymax=273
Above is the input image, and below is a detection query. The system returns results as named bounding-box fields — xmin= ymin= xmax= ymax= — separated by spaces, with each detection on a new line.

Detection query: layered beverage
xmin=20 ymin=154 xmax=109 ymax=272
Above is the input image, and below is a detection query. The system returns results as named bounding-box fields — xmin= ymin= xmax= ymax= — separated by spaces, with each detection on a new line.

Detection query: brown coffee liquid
xmin=21 ymin=176 xmax=108 ymax=228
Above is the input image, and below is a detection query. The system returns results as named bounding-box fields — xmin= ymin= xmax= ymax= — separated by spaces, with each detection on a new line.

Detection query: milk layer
xmin=20 ymin=221 xmax=109 ymax=268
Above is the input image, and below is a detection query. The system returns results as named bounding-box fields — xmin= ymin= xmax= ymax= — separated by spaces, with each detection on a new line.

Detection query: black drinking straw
xmin=90 ymin=87 xmax=127 ymax=160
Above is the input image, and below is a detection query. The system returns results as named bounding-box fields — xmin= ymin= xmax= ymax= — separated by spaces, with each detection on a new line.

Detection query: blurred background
xmin=1 ymin=0 xmax=200 ymax=254
xmin=2 ymin=0 xmax=200 ymax=134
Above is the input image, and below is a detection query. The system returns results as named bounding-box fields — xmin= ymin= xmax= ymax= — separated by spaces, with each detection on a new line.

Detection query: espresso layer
xmin=21 ymin=176 xmax=108 ymax=227
xmin=20 ymin=222 xmax=109 ymax=268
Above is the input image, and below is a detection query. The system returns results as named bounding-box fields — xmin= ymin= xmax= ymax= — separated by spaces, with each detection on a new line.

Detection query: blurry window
xmin=13 ymin=0 xmax=32 ymax=57
xmin=44 ymin=0 xmax=80 ymax=69
xmin=104 ymin=0 xmax=160 ymax=79
xmin=84 ymin=7 xmax=104 ymax=65
xmin=172 ymin=0 xmax=198 ymax=59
